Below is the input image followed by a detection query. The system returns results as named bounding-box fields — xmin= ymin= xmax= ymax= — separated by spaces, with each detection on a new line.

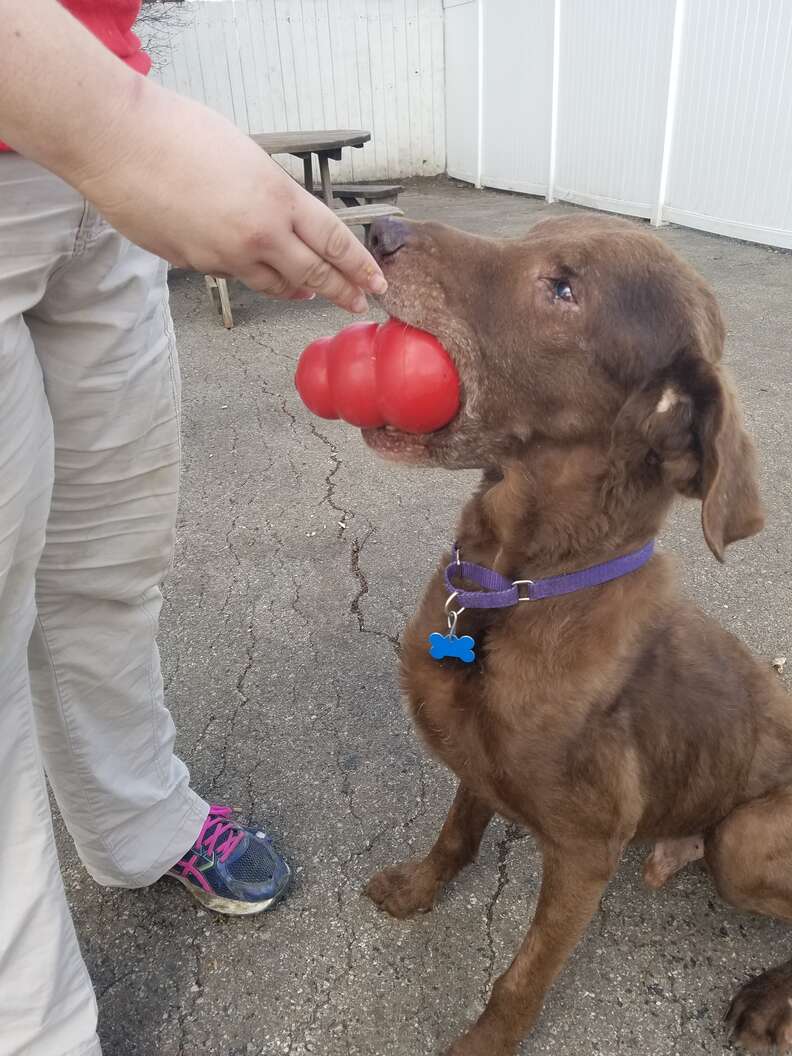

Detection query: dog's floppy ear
xmin=666 ymin=288 xmax=763 ymax=559
xmin=692 ymin=359 xmax=764 ymax=561
xmin=610 ymin=260 xmax=762 ymax=560
xmin=637 ymin=351 xmax=763 ymax=561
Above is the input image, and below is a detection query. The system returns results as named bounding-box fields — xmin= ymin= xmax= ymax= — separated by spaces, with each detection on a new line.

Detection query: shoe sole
xmin=167 ymin=867 xmax=291 ymax=916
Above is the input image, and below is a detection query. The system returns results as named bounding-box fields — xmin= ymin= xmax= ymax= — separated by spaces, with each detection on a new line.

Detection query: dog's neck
xmin=457 ymin=442 xmax=673 ymax=580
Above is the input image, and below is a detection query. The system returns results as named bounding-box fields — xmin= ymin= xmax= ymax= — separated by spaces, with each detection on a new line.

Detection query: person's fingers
xmin=291 ymin=192 xmax=387 ymax=295
xmin=241 ymin=261 xmax=307 ymax=301
xmin=264 ymin=235 xmax=370 ymax=313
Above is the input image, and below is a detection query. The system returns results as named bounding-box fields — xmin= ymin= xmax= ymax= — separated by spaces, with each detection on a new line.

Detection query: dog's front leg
xmin=447 ymin=838 xmax=621 ymax=1056
xmin=365 ymin=783 xmax=494 ymax=918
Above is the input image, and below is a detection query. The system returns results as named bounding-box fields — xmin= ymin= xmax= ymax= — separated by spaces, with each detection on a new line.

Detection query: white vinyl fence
xmin=445 ymin=0 xmax=792 ymax=249
xmin=148 ymin=0 xmax=446 ymax=182
xmin=149 ymin=1 xmax=792 ymax=249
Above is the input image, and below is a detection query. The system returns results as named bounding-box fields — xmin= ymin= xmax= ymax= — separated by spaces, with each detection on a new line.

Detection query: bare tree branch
xmin=135 ymin=1 xmax=188 ymax=73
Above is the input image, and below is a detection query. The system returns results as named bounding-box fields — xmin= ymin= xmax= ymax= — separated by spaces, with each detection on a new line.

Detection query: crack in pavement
xmin=482 ymin=823 xmax=522 ymax=1006
xmin=209 ymin=592 xmax=258 ymax=792
xmin=96 ymin=967 xmax=139 ymax=1003
xmin=308 ymin=423 xmax=349 ymax=537
xmin=230 ymin=335 xmax=301 ymax=440
xmin=245 ymin=329 xmax=298 ymax=366
xmin=350 ymin=528 xmax=401 ymax=655
xmin=290 ymin=574 xmax=321 ymax=668
xmin=176 ymin=938 xmax=203 ymax=1056
xmin=163 ymin=651 xmax=181 ymax=695
xmin=402 ymin=752 xmax=429 ymax=832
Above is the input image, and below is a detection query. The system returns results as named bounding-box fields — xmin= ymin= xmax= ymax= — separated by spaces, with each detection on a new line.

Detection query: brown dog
xmin=361 ymin=213 xmax=792 ymax=1055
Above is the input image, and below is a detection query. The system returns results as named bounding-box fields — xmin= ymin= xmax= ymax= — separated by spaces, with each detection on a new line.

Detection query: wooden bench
xmin=331 ymin=182 xmax=403 ymax=207
xmin=335 ymin=202 xmax=403 ymax=245
xmin=204 ymin=274 xmax=234 ymax=329
xmin=206 ymin=203 xmax=403 ymax=330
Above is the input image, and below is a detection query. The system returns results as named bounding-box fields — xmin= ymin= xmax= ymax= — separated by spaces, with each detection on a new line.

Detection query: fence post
xmin=547 ymin=0 xmax=561 ymax=203
xmin=653 ymin=0 xmax=686 ymax=227
xmin=475 ymin=0 xmax=484 ymax=188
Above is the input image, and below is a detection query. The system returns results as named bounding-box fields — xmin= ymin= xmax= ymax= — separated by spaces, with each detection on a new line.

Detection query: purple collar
xmin=444 ymin=541 xmax=655 ymax=611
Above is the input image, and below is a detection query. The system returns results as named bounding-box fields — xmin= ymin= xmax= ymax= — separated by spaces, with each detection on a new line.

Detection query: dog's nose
xmin=369 ymin=217 xmax=410 ymax=263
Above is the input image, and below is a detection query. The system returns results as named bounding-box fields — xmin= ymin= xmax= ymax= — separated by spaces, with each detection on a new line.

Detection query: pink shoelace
xmin=171 ymin=805 xmax=245 ymax=893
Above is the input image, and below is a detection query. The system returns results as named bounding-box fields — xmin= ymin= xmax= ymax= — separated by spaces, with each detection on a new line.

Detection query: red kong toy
xmin=295 ymin=319 xmax=460 ymax=434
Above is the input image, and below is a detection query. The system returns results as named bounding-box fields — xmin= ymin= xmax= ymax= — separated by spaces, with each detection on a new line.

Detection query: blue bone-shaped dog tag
xmin=428 ymin=632 xmax=476 ymax=663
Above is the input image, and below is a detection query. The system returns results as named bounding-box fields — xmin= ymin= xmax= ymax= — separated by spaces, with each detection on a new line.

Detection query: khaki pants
xmin=0 ymin=154 xmax=209 ymax=1056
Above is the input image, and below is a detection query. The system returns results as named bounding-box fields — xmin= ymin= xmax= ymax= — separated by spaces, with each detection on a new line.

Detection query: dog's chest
xmin=400 ymin=614 xmax=555 ymax=825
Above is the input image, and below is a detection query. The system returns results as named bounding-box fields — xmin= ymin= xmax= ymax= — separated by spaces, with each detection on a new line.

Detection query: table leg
xmin=217 ymin=278 xmax=234 ymax=329
xmin=317 ymin=153 xmax=334 ymax=208
xmin=302 ymin=156 xmax=314 ymax=195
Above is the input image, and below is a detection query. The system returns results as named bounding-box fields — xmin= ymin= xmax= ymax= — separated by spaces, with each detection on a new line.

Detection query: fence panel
xmin=480 ymin=0 xmax=554 ymax=197
xmin=665 ymin=0 xmax=792 ymax=248
xmin=150 ymin=0 xmax=446 ymax=181
xmin=553 ymin=0 xmax=676 ymax=218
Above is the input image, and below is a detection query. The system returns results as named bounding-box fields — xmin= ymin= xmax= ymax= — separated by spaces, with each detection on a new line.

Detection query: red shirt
xmin=1 ymin=0 xmax=150 ymax=152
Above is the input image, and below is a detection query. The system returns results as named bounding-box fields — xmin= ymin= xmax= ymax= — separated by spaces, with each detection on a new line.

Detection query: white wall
xmin=445 ymin=0 xmax=792 ymax=249
xmin=665 ymin=0 xmax=792 ymax=247
xmin=150 ymin=0 xmax=446 ymax=181
xmin=444 ymin=0 xmax=479 ymax=185
xmin=480 ymin=0 xmax=554 ymax=196
xmin=554 ymin=0 xmax=675 ymax=218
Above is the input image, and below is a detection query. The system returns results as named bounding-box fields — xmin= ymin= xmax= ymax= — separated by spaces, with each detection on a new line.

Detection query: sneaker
xmin=166 ymin=804 xmax=291 ymax=915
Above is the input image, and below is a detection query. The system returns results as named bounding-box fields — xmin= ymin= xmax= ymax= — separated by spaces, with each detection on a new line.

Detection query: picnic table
xmin=205 ymin=129 xmax=403 ymax=328
xmin=250 ymin=129 xmax=372 ymax=208
xmin=252 ymin=128 xmax=404 ymax=222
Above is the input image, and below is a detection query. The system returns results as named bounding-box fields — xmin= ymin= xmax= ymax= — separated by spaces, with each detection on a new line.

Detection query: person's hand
xmin=75 ymin=85 xmax=386 ymax=312
xmin=0 ymin=0 xmax=386 ymax=313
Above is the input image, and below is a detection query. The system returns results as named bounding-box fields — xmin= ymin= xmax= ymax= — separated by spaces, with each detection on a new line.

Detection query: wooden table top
xmin=251 ymin=130 xmax=371 ymax=156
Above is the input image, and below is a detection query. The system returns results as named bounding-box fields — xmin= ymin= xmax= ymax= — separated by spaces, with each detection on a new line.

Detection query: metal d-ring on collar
xmin=444 ymin=590 xmax=464 ymax=635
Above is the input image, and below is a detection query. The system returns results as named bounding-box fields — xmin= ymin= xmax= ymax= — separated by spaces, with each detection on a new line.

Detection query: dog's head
xmin=365 ymin=213 xmax=763 ymax=560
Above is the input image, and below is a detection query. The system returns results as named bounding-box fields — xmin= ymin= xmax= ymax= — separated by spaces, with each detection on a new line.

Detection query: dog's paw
xmin=727 ymin=964 xmax=792 ymax=1052
xmin=364 ymin=861 xmax=437 ymax=919
xmin=445 ymin=1040 xmax=487 ymax=1056
xmin=444 ymin=1028 xmax=514 ymax=1056
xmin=642 ymin=835 xmax=704 ymax=889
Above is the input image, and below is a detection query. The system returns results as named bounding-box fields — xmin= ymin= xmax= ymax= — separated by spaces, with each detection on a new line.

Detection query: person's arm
xmin=0 ymin=0 xmax=386 ymax=312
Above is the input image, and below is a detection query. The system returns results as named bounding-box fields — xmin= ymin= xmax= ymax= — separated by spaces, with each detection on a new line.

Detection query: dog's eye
xmin=552 ymin=279 xmax=574 ymax=303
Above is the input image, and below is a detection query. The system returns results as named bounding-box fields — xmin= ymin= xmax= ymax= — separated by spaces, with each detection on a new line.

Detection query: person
xmin=0 ymin=2 xmax=387 ymax=1053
